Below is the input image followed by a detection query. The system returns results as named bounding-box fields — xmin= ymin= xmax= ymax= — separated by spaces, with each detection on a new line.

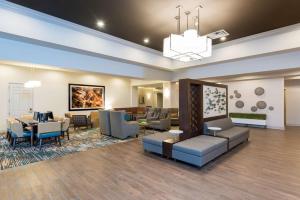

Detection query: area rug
xmin=0 ymin=128 xmax=136 ymax=171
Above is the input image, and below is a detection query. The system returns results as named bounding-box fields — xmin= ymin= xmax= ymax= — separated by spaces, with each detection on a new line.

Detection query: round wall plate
xmin=251 ymin=106 xmax=258 ymax=112
xmin=235 ymin=100 xmax=244 ymax=108
xmin=256 ymin=101 xmax=267 ymax=109
xmin=255 ymin=87 xmax=265 ymax=96
xmin=235 ymin=93 xmax=242 ymax=98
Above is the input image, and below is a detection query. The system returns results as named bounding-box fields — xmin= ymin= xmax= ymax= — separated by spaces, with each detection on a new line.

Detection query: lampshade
xmin=163 ymin=29 xmax=212 ymax=62
xmin=24 ymin=80 xmax=42 ymax=88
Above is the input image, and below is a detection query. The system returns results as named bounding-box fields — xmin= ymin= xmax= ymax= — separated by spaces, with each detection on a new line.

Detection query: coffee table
xmin=139 ymin=121 xmax=150 ymax=135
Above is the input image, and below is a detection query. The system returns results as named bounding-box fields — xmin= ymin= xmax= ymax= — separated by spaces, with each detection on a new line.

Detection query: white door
xmin=8 ymin=83 xmax=33 ymax=117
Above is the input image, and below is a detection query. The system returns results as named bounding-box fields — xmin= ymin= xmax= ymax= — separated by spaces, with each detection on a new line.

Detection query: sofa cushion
xmin=204 ymin=118 xmax=234 ymax=134
xmin=142 ymin=132 xmax=174 ymax=146
xmin=149 ymin=120 xmax=160 ymax=125
xmin=216 ymin=127 xmax=249 ymax=141
xmin=173 ymin=135 xmax=227 ymax=157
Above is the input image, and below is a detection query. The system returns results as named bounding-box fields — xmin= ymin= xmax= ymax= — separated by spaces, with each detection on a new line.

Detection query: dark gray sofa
xmin=204 ymin=118 xmax=249 ymax=149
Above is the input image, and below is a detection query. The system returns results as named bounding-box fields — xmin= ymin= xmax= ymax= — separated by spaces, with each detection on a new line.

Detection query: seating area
xmin=143 ymin=118 xmax=249 ymax=167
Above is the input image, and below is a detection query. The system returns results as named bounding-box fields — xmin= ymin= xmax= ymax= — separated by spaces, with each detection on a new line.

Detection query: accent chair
xmin=72 ymin=115 xmax=93 ymax=130
xmin=110 ymin=111 xmax=139 ymax=139
xmin=99 ymin=110 xmax=111 ymax=136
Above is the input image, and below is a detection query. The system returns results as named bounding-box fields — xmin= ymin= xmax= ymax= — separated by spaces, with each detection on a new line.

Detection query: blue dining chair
xmin=37 ymin=122 xmax=62 ymax=150
xmin=10 ymin=122 xmax=32 ymax=149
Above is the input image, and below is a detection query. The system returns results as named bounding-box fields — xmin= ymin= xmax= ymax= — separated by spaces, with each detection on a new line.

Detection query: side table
xmin=162 ymin=137 xmax=180 ymax=159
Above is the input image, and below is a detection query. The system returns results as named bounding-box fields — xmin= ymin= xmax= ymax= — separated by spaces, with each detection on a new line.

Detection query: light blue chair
xmin=37 ymin=122 xmax=62 ymax=150
xmin=110 ymin=111 xmax=139 ymax=139
xmin=10 ymin=122 xmax=32 ymax=149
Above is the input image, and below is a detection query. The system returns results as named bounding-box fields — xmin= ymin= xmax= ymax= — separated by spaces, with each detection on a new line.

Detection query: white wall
xmin=137 ymin=88 xmax=159 ymax=107
xmin=170 ymin=82 xmax=179 ymax=108
xmin=163 ymin=82 xmax=171 ymax=108
xmin=226 ymin=78 xmax=285 ymax=130
xmin=285 ymin=80 xmax=300 ymax=126
xmin=0 ymin=64 xmax=132 ymax=131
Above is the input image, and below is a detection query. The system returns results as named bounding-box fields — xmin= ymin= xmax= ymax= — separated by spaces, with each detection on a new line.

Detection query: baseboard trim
xmin=286 ymin=124 xmax=300 ymax=127
xmin=266 ymin=126 xmax=285 ymax=130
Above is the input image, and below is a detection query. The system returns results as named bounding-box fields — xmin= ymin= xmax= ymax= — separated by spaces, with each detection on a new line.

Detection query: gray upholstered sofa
xmin=172 ymin=135 xmax=228 ymax=167
xmin=143 ymin=117 xmax=250 ymax=168
xmin=148 ymin=108 xmax=171 ymax=131
xmin=204 ymin=118 xmax=249 ymax=150
xmin=110 ymin=111 xmax=139 ymax=139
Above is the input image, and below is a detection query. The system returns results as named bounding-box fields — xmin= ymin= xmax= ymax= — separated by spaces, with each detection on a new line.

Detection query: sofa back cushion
xmin=204 ymin=118 xmax=234 ymax=134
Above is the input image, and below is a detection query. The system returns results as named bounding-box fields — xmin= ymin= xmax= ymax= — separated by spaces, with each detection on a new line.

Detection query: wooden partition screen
xmin=179 ymin=79 xmax=228 ymax=140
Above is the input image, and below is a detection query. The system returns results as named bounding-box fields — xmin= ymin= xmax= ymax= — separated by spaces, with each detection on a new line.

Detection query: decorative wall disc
xmin=235 ymin=100 xmax=244 ymax=108
xmin=251 ymin=106 xmax=258 ymax=112
xmin=255 ymin=87 xmax=265 ymax=96
xmin=256 ymin=101 xmax=267 ymax=109
xmin=229 ymin=95 xmax=234 ymax=99
xmin=235 ymin=93 xmax=242 ymax=98
xmin=234 ymin=90 xmax=238 ymax=94
xmin=269 ymin=106 xmax=274 ymax=111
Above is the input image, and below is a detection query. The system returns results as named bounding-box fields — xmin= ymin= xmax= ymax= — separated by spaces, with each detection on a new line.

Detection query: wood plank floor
xmin=1 ymin=127 xmax=300 ymax=200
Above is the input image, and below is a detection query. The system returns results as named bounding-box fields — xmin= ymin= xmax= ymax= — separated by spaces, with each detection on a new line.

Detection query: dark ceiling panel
xmin=7 ymin=0 xmax=300 ymax=51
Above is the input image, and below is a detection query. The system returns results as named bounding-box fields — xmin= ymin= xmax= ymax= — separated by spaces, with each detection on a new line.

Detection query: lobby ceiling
xmin=7 ymin=0 xmax=300 ymax=51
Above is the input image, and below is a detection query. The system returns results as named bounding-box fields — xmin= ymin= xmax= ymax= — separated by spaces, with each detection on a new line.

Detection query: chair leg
xmin=58 ymin=136 xmax=61 ymax=146
xmin=13 ymin=138 xmax=16 ymax=150
xmin=39 ymin=139 xmax=42 ymax=150
xmin=67 ymin=129 xmax=69 ymax=140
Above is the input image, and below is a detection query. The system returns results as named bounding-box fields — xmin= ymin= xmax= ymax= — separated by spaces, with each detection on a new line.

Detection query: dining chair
xmin=61 ymin=118 xmax=71 ymax=140
xmin=37 ymin=122 xmax=62 ymax=150
xmin=6 ymin=117 xmax=15 ymax=141
xmin=10 ymin=121 xmax=32 ymax=149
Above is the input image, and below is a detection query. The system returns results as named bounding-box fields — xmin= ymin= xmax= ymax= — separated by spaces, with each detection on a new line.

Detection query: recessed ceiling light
xmin=143 ymin=38 xmax=150 ymax=44
xmin=220 ymin=36 xmax=227 ymax=41
xmin=96 ymin=20 xmax=105 ymax=28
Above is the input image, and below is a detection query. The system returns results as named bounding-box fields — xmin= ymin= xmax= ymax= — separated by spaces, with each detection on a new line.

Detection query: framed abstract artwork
xmin=68 ymin=84 xmax=105 ymax=111
xmin=203 ymin=84 xmax=227 ymax=119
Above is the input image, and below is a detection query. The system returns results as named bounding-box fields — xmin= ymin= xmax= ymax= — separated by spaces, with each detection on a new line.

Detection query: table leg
xmin=31 ymin=132 xmax=33 ymax=147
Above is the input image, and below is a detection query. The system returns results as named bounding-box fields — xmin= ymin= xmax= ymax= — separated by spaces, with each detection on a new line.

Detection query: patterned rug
xmin=0 ymin=128 xmax=136 ymax=171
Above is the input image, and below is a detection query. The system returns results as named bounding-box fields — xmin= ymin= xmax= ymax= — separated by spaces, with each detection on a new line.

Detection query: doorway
xmin=8 ymin=83 xmax=33 ymax=117
xmin=157 ymin=93 xmax=163 ymax=108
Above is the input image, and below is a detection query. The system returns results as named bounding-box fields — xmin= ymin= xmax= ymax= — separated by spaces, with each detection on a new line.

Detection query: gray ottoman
xmin=172 ymin=135 xmax=227 ymax=167
xmin=142 ymin=132 xmax=174 ymax=155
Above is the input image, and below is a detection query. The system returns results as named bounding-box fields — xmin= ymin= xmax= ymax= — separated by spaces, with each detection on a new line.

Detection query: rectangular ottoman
xmin=142 ymin=132 xmax=174 ymax=155
xmin=172 ymin=135 xmax=227 ymax=167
